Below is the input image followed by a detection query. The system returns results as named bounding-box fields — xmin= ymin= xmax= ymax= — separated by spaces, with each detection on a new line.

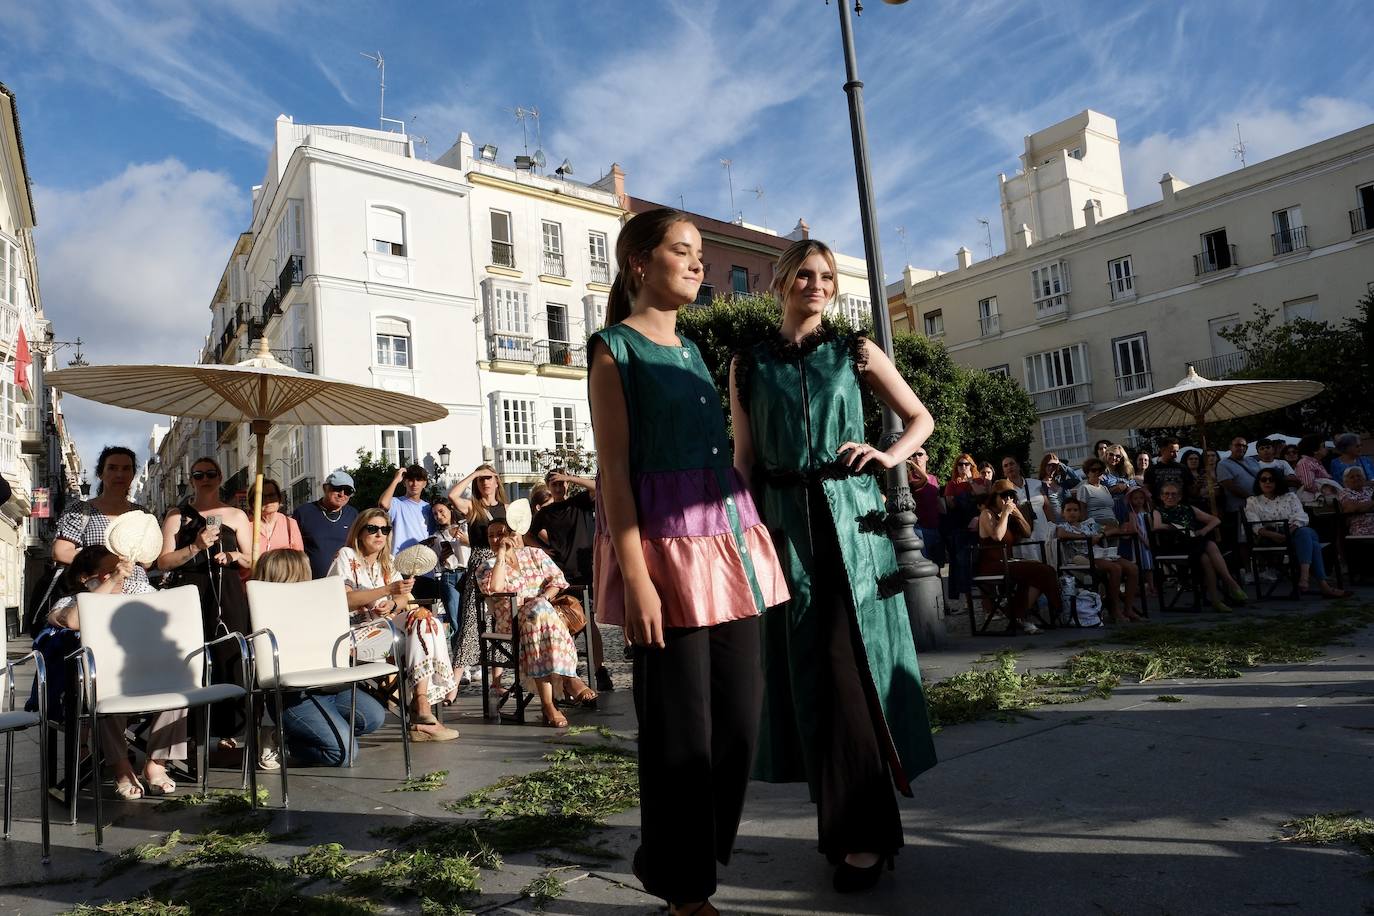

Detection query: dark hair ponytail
xmin=605 ymin=207 xmax=694 ymax=327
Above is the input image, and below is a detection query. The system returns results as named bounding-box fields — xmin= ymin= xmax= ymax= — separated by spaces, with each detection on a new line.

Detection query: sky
xmin=3 ymin=0 xmax=1372 ymax=474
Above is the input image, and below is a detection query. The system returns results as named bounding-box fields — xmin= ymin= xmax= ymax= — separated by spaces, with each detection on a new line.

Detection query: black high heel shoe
xmin=833 ymin=853 xmax=894 ymax=893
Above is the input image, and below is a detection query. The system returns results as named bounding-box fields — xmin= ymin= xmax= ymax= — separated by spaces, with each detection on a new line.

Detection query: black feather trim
xmin=856 ymin=508 xmax=888 ymax=534
xmin=877 ymin=569 xmax=905 ymax=600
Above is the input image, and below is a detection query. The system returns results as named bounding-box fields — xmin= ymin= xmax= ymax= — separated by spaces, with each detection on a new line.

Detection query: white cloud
xmin=1122 ymin=97 xmax=1374 ymax=206
xmin=34 ymin=159 xmax=245 ymax=471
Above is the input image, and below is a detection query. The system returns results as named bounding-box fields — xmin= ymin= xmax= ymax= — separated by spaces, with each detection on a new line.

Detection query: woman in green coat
xmin=730 ymin=239 xmax=938 ymax=893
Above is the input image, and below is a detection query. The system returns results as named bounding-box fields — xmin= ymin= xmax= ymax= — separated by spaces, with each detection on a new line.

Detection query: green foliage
xmin=676 ymin=297 xmax=1036 ymax=479
xmin=531 ymin=444 xmax=597 ymax=476
xmin=1278 ymin=811 xmax=1374 ymax=858
xmin=388 ymin=769 xmax=449 ymax=792
xmin=520 ymin=870 xmax=568 ymax=910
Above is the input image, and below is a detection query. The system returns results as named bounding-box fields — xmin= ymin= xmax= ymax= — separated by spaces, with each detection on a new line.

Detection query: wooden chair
xmin=478 ymin=591 xmax=535 ymax=723
xmin=1334 ymin=501 xmax=1374 ymax=583
xmin=1148 ymin=527 xmax=1204 ymax=611
xmin=966 ymin=541 xmax=1050 ymax=636
xmin=72 ymin=586 xmax=252 ymax=849
xmin=1243 ymin=520 xmax=1301 ymax=600
xmin=3 ymin=651 xmax=49 ymax=863
xmin=246 ymin=578 xmax=412 ymax=808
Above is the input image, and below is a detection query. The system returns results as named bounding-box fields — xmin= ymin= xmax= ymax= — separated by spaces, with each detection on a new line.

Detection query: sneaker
xmin=595 ymin=666 xmax=615 ymax=692
xmin=257 ymin=727 xmax=281 ymax=771
xmin=1018 ymin=620 xmax=1042 ymax=635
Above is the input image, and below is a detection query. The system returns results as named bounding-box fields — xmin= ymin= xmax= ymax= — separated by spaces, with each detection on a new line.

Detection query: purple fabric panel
xmin=623 ymin=468 xmax=762 ymax=539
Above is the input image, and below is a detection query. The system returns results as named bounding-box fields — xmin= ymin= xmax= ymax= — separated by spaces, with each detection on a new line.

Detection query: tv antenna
xmin=977 ymin=217 xmax=993 ymax=258
xmin=1231 ymin=123 xmax=1247 ymax=168
xmin=720 ymin=159 xmax=736 ymax=220
xmin=360 ymin=51 xmax=405 ymax=133
xmin=511 ymin=106 xmax=545 ymax=169
xmin=745 ymin=186 xmax=767 ymax=228
xmin=894 ymin=225 xmax=908 ymax=264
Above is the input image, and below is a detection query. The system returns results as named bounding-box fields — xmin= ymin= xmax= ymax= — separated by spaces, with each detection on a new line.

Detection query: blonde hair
xmin=770 ymin=239 xmax=838 ymax=307
xmin=465 ymin=465 xmax=509 ymax=525
xmin=345 ymin=507 xmax=395 ymax=582
xmin=252 ymin=548 xmax=311 ymax=583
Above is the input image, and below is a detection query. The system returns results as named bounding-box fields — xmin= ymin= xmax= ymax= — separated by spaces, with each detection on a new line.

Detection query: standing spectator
xmin=943 ymin=453 xmax=980 ymax=600
xmin=1133 ymin=451 xmax=1151 ymax=486
xmin=528 ymin=484 xmax=554 ymax=516
xmin=1104 ymin=445 xmax=1135 ymax=486
xmin=448 ymin=464 xmax=508 ymax=677
xmin=1215 ymin=437 xmax=1258 ymax=574
xmin=1143 ymin=437 xmax=1195 ymax=505
xmin=1329 ymin=433 xmax=1374 ymax=485
xmin=1293 ymin=435 xmax=1339 ymax=505
xmin=530 ymin=469 xmax=612 ymax=692
xmin=1245 ymin=470 xmax=1351 ymax=599
xmin=977 ymin=461 xmax=995 ymax=488
xmin=1093 ymin=439 xmax=1114 ymax=463
xmin=1000 ymin=455 xmax=1055 ymax=552
xmin=424 ymin=497 xmax=468 ymax=676
xmin=293 ymin=471 xmax=359 ymax=579
xmin=1281 ymin=443 xmax=1301 ymax=467
xmin=242 ymin=477 xmax=303 ymax=581
xmin=1035 ymin=452 xmax=1079 ymax=519
xmin=378 ymin=464 xmax=439 ymax=601
xmin=1254 ymin=439 xmax=1299 ymax=486
xmin=907 ymin=449 xmax=945 ymax=567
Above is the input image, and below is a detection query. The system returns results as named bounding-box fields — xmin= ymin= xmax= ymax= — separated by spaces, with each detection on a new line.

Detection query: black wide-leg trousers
xmin=632 ymin=614 xmax=762 ymax=905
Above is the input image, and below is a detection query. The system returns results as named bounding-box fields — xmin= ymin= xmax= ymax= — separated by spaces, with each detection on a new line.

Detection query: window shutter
xmin=371 ymin=207 xmax=404 ymax=245
xmin=376 ymin=317 xmax=409 ymax=337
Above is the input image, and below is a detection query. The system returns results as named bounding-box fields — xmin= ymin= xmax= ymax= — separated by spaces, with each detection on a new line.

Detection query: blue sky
xmin=3 ymin=0 xmax=1372 ymax=471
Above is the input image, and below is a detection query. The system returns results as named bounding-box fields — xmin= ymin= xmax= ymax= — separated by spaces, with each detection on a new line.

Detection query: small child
xmin=1124 ymin=486 xmax=1155 ymax=578
xmin=1056 ymin=497 xmax=1143 ymax=623
xmin=1054 ymin=497 xmax=1101 ymax=566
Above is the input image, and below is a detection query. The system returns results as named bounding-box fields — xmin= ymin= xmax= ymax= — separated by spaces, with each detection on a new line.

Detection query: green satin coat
xmin=742 ymin=329 xmax=936 ymax=795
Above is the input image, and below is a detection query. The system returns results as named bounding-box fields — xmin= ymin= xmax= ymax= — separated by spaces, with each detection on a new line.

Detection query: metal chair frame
xmin=966 ymin=540 xmax=1051 ymax=636
xmin=3 ymin=651 xmax=49 ymax=863
xmin=1148 ymin=527 xmax=1204 ymax=611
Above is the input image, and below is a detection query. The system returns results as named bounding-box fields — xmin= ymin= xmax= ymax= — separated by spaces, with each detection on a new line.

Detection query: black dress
xmin=454 ymin=517 xmax=491 ymax=668
xmin=170 ymin=507 xmax=252 ymax=738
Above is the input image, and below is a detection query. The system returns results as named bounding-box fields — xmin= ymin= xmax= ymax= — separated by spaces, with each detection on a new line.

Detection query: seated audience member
xmin=1244 ymin=470 xmax=1351 ymax=599
xmin=1000 ymin=455 xmax=1055 ymax=555
xmin=1055 ymin=496 xmax=1142 ymax=623
xmin=46 ymin=546 xmax=187 ymax=798
xmin=1329 ymin=433 xmax=1374 ymax=483
xmin=1153 ymin=483 xmax=1248 ymax=613
xmin=1293 ymin=434 xmax=1340 ymax=505
xmin=1281 ymin=443 xmax=1301 ymax=467
xmin=253 ymin=548 xmax=386 ymax=766
xmin=1339 ymin=466 xmax=1374 ymax=537
xmin=1075 ymin=458 xmax=1126 ymax=534
xmin=330 ymin=508 xmax=459 ymax=742
xmin=477 ymin=502 xmax=598 ymax=728
xmin=1144 ymin=438 xmax=1195 ymax=505
xmin=976 ymin=480 xmax=1062 ymax=634
xmin=1189 ymin=448 xmax=1222 ymax=512
xmin=1253 ymin=439 xmax=1300 ymax=486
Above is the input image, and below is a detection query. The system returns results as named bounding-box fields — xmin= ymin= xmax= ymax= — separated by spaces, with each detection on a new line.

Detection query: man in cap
xmin=294 ymin=470 xmax=360 ymax=578
xmin=378 ymin=463 xmax=440 ymax=600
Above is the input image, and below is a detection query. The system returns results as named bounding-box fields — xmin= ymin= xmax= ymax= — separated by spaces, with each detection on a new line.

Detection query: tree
xmin=343 ymin=448 xmax=441 ymax=510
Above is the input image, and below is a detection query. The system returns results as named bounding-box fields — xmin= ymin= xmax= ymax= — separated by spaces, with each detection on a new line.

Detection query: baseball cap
xmin=324 ymin=470 xmax=355 ymax=489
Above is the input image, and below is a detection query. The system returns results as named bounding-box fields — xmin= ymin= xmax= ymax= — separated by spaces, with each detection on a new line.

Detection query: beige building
xmin=891 ymin=110 xmax=1374 ymax=463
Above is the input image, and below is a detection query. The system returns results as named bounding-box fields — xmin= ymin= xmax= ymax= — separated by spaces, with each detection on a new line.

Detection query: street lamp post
xmin=833 ymin=0 xmax=945 ymax=648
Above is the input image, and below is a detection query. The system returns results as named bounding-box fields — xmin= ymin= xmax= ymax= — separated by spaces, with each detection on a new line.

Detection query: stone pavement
xmin=2 ymin=592 xmax=1373 ymax=915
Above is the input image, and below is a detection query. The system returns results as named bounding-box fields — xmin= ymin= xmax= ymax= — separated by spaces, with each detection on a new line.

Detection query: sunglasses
xmin=190 ymin=470 xmax=220 ymax=480
xmin=327 ymin=485 xmax=355 ymax=496
xmin=957 ymin=461 xmax=973 ymax=467
xmin=999 ymin=492 xmax=1017 ymax=500
xmin=475 ymin=475 xmax=495 ymax=483
xmin=362 ymin=524 xmax=393 ymax=536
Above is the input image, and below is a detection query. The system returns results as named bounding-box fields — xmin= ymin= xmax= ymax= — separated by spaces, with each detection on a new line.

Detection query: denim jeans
xmin=273 ymin=689 xmax=386 ymax=767
xmin=918 ymin=527 xmax=946 ymax=567
xmin=1290 ymin=526 xmax=1329 ymax=582
xmin=438 ymin=568 xmax=464 ymax=646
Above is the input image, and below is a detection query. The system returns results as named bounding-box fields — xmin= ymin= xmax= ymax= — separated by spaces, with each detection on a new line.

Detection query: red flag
xmin=14 ymin=325 xmax=30 ymax=394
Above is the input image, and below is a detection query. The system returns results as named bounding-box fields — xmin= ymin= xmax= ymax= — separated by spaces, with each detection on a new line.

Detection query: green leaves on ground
xmin=520 ymin=869 xmax=569 ymax=910
xmin=154 ymin=786 xmax=269 ymax=814
xmin=1278 ymin=811 xmax=1374 ymax=858
xmin=388 ymin=769 xmax=449 ymax=792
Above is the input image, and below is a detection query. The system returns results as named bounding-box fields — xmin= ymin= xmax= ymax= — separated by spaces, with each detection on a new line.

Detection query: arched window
xmin=368 ymin=206 xmax=406 ymax=257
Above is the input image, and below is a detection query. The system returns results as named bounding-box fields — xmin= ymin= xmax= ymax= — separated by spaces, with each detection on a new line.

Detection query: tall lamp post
xmin=833 ymin=0 xmax=945 ymax=648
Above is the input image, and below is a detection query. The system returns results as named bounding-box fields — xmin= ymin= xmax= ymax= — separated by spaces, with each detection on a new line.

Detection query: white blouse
xmin=1244 ymin=491 xmax=1308 ymax=528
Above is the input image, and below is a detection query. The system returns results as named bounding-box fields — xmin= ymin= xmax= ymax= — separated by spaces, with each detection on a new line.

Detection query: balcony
xmin=491 ymin=241 xmax=516 ymax=269
xmin=1352 ymin=207 xmax=1373 ymax=235
xmin=691 ymin=283 xmax=716 ymax=307
xmin=263 ymin=288 xmax=281 ymax=320
xmin=1034 ymin=294 xmax=1068 ymax=321
xmin=494 ymin=446 xmax=536 ymax=477
xmin=278 ymin=254 xmax=304 ymax=295
xmin=589 ymin=261 xmax=611 ymax=285
xmin=1107 ymin=276 xmax=1136 ymax=301
xmin=541 ymin=252 xmax=566 ymax=278
xmin=18 ymin=405 xmax=43 ymax=448
xmin=534 ymin=339 xmax=587 ymax=374
xmin=1114 ymin=372 xmax=1153 ymax=400
xmin=487 ymin=334 xmax=534 ymax=363
xmin=1193 ymin=244 xmax=1238 ymax=276
xmin=979 ymin=314 xmax=1000 ymax=336
xmin=1191 ymin=351 xmax=1249 ymax=379
xmin=1030 ymin=382 xmax=1093 ymax=412
xmin=0 ymin=432 xmax=18 ymax=476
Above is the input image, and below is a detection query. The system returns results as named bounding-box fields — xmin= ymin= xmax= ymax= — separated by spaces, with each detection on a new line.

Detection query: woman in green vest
xmin=731 ymin=238 xmax=938 ymax=893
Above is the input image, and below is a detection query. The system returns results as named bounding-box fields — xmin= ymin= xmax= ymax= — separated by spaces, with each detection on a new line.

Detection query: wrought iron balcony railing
xmin=488 ymin=334 xmax=534 ymax=362
xmin=1271 ymin=225 xmax=1308 ymax=256
xmin=278 ymin=254 xmax=304 ymax=295
xmin=1194 ymin=244 xmax=1238 ymax=275
xmin=491 ymin=241 xmax=516 ymax=268
xmin=534 ymin=339 xmax=587 ymax=370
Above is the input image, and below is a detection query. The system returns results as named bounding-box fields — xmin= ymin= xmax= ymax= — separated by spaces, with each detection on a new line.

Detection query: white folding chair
xmin=72 ymin=586 xmax=252 ymax=849
xmin=246 ymin=578 xmax=411 ymax=808
xmin=3 ymin=651 xmax=49 ymax=863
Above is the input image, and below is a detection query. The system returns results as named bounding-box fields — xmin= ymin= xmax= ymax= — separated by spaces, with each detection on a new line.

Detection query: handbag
xmin=552 ymin=593 xmax=587 ymax=636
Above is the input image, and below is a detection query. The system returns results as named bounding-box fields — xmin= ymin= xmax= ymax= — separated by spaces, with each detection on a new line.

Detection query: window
xmin=487 ymin=284 xmax=530 ymax=336
xmin=1272 ymin=206 xmax=1306 ymax=255
xmin=1108 ymin=256 xmax=1134 ymax=299
xmin=835 ymin=294 xmax=869 ymax=328
xmin=287 ymin=428 xmax=305 ymax=479
xmin=1112 ymin=333 xmax=1152 ymax=397
xmin=545 ymin=302 xmax=572 ymax=364
xmin=1353 ymin=183 xmax=1374 ymax=234
xmin=693 ymin=283 xmax=715 ymax=306
xmin=1069 ymin=147 xmax=1084 ymax=160
xmin=552 ymin=404 xmax=578 ymax=450
xmin=1207 ymin=314 xmax=1240 ymax=356
xmin=978 ymin=296 xmax=999 ymax=336
xmin=1030 ymin=260 xmax=1070 ymax=318
xmin=1041 ymin=413 xmax=1088 ymax=460
xmin=368 ymin=206 xmax=405 ymax=257
xmin=1198 ymin=228 xmax=1233 ymax=273
xmin=541 ymin=220 xmax=565 ymax=277
xmin=588 ymin=231 xmax=610 ymax=283
xmin=500 ymin=397 xmax=534 ymax=450
xmin=985 ymin=364 xmax=1010 ymax=378
xmin=0 ymin=237 xmax=16 ymax=307
xmin=375 ymin=317 xmax=411 ymax=367
xmin=1282 ymin=296 xmax=1318 ymax=323
xmin=276 ymin=200 xmax=305 ymax=268
xmin=583 ymin=294 xmax=606 ymax=335
xmin=490 ymin=210 xmax=514 ymax=267
xmin=923 ymin=309 xmax=944 ymax=337
xmin=730 ymin=266 xmax=749 ymax=296
xmin=1024 ymin=343 xmax=1091 ymax=409
xmin=379 ymin=427 xmax=415 ymax=467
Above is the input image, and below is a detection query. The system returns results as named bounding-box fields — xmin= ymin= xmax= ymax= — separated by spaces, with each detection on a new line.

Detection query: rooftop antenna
xmin=360 ymin=51 xmax=405 ymax=133
xmin=1231 ymin=122 xmax=1247 ymax=168
xmin=720 ymin=159 xmax=737 ymax=221
xmin=977 ymin=217 xmax=993 ymax=259
xmin=745 ymin=186 xmax=768 ymax=228
xmin=511 ymin=106 xmax=544 ymax=170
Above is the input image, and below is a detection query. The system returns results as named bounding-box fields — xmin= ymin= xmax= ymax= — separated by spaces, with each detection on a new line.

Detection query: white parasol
xmin=47 ymin=338 xmax=448 ymax=562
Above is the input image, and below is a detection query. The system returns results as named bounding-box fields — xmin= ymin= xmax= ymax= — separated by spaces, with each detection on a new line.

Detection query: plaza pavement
xmin=2 ymin=590 xmax=1372 ymax=915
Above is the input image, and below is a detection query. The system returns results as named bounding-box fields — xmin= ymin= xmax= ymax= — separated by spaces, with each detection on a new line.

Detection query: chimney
xmin=786 ymin=218 xmax=811 ymax=241
xmin=592 ymin=163 xmax=628 ymax=209
xmin=1159 ymin=172 xmax=1190 ymax=202
xmin=1083 ymin=199 xmax=1098 ymax=228
xmin=955 ymin=246 xmax=973 ymax=270
xmin=1014 ymin=223 xmax=1034 ymax=250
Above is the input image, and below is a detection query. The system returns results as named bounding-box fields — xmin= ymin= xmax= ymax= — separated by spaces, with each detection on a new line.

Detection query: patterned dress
xmin=476 ymin=547 xmax=577 ymax=688
xmin=329 ymin=547 xmax=457 ymax=705
xmin=55 ymin=500 xmax=152 ymax=593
